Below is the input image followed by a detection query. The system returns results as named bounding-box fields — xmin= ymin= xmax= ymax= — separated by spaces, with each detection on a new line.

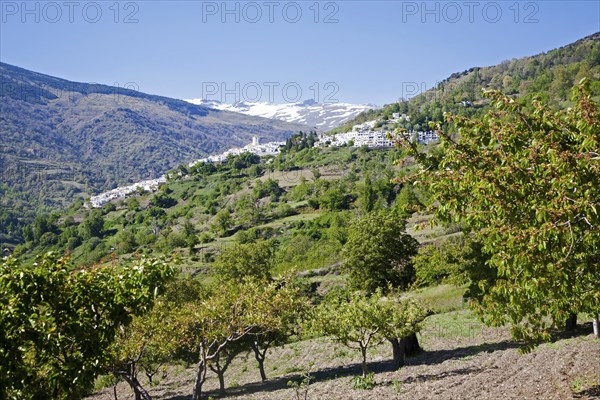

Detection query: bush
xmin=352 ymin=373 xmax=376 ymax=390
xmin=151 ymin=193 xmax=177 ymax=209
xmin=273 ymin=202 xmax=296 ymax=219
xmin=198 ymin=232 xmax=214 ymax=244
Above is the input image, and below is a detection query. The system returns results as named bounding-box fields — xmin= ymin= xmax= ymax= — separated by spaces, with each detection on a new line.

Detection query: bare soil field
xmin=88 ymin=312 xmax=600 ymax=400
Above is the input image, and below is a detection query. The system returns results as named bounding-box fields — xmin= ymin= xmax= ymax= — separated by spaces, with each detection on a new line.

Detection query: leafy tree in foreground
xmin=107 ymin=295 xmax=186 ymax=400
xmin=400 ymin=80 xmax=600 ymax=345
xmin=307 ymin=288 xmax=425 ymax=377
xmin=213 ymin=243 xmax=309 ymax=385
xmin=343 ymin=210 xmax=419 ymax=292
xmin=0 ymin=253 xmax=175 ymax=400
xmin=247 ymin=276 xmax=309 ymax=383
xmin=412 ymin=235 xmax=488 ymax=289
xmin=184 ymin=279 xmax=290 ymax=400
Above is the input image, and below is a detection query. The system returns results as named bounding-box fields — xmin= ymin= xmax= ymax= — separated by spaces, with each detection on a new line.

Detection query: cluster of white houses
xmin=88 ymin=176 xmax=167 ymax=208
xmin=87 ymin=124 xmax=439 ymax=208
xmin=315 ymin=117 xmax=439 ymax=148
xmin=189 ymin=137 xmax=285 ymax=165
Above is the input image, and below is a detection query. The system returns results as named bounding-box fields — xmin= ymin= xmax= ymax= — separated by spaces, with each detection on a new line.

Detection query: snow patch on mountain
xmin=184 ymin=98 xmax=378 ymax=131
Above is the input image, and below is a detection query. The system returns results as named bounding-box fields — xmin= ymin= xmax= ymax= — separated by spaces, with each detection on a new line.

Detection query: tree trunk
xmin=593 ymin=316 xmax=599 ymax=338
xmin=565 ymin=313 xmax=577 ymax=331
xmin=256 ymin=357 xmax=267 ymax=382
xmin=251 ymin=342 xmax=268 ymax=382
xmin=192 ymin=359 xmax=207 ymax=400
xmin=122 ymin=375 xmax=152 ymax=400
xmin=360 ymin=346 xmax=368 ymax=378
xmin=388 ymin=338 xmax=406 ymax=370
xmin=217 ymin=371 xmax=226 ymax=396
xmin=401 ymin=333 xmax=421 ymax=357
xmin=209 ymin=354 xmax=227 ymax=396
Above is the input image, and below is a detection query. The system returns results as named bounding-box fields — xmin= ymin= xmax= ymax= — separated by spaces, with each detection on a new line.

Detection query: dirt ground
xmin=88 ymin=317 xmax=600 ymax=400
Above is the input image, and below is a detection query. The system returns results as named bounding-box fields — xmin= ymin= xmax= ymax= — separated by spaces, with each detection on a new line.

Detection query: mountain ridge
xmin=184 ymin=98 xmax=377 ymax=131
xmin=0 ymin=62 xmax=308 ymax=244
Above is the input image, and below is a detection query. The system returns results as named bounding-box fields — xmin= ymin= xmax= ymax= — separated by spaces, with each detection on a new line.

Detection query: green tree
xmin=319 ymin=186 xmax=349 ymax=211
xmin=151 ymin=192 xmax=177 ymax=209
xmin=246 ymin=276 xmax=309 ymax=382
xmin=107 ymin=298 xmax=183 ymax=400
xmin=395 ymin=185 xmax=423 ymax=216
xmin=403 ymin=81 xmax=600 ymax=345
xmin=343 ymin=210 xmax=419 ymax=292
xmin=116 ymin=228 xmax=137 ymax=255
xmin=0 ymin=253 xmax=175 ymax=399
xmin=211 ymin=209 xmax=232 ymax=237
xmin=213 ymin=240 xmax=273 ymax=283
xmin=361 ymin=175 xmax=376 ymax=212
xmin=127 ymin=198 xmax=140 ymax=211
xmin=412 ymin=235 xmax=487 ymax=288
xmin=307 ymin=288 xmax=425 ymax=377
xmin=80 ymin=210 xmax=105 ymax=239
xmin=184 ymin=279 xmax=281 ymax=400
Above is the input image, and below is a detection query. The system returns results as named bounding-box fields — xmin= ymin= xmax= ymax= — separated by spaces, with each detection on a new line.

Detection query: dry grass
xmin=88 ymin=314 xmax=600 ymax=400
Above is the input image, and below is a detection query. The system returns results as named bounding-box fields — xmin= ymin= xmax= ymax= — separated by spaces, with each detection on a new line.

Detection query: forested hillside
xmin=12 ymin=137 xmax=435 ymax=271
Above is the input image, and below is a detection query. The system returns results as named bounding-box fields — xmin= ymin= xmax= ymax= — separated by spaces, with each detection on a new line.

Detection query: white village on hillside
xmin=88 ymin=117 xmax=438 ymax=208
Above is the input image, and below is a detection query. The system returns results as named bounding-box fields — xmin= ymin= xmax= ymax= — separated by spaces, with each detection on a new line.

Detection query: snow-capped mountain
xmin=184 ymin=98 xmax=378 ymax=132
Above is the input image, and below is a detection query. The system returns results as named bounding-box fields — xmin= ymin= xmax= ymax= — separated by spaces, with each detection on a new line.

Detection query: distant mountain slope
xmin=185 ymin=98 xmax=377 ymax=131
xmin=0 ymin=62 xmax=307 ymax=244
xmin=332 ymin=32 xmax=600 ymax=134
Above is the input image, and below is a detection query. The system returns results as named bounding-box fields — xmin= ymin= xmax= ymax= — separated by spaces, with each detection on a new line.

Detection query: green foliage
xmin=151 ymin=192 xmax=177 ymax=208
xmin=318 ymin=185 xmax=350 ymax=211
xmin=343 ymin=210 xmax=419 ymax=292
xmin=406 ymin=81 xmax=600 ymax=346
xmin=228 ymin=152 xmax=261 ymax=171
xmin=0 ymin=253 xmax=175 ymax=400
xmin=412 ymin=235 xmax=486 ymax=288
xmin=211 ymin=209 xmax=233 ymax=237
xmin=178 ymin=277 xmax=307 ymax=400
xmin=107 ymin=278 xmax=194 ymax=398
xmin=79 ymin=210 xmax=105 ymax=239
xmin=281 ymin=131 xmax=318 ymax=153
xmin=286 ymin=178 xmax=313 ymax=201
xmin=352 ymin=372 xmax=376 ymax=390
xmin=213 ymin=241 xmax=273 ymax=282
xmin=307 ymin=288 xmax=425 ymax=378
xmin=115 ymin=228 xmax=137 ymax=255
xmin=395 ymin=185 xmax=423 ymax=216
xmin=253 ymin=178 xmax=284 ymax=200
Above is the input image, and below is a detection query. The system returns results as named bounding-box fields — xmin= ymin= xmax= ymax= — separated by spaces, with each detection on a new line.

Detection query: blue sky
xmin=1 ymin=1 xmax=599 ymax=105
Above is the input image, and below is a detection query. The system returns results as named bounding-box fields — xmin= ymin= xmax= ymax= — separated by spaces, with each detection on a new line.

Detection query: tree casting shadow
xmin=165 ymin=338 xmax=522 ymax=400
